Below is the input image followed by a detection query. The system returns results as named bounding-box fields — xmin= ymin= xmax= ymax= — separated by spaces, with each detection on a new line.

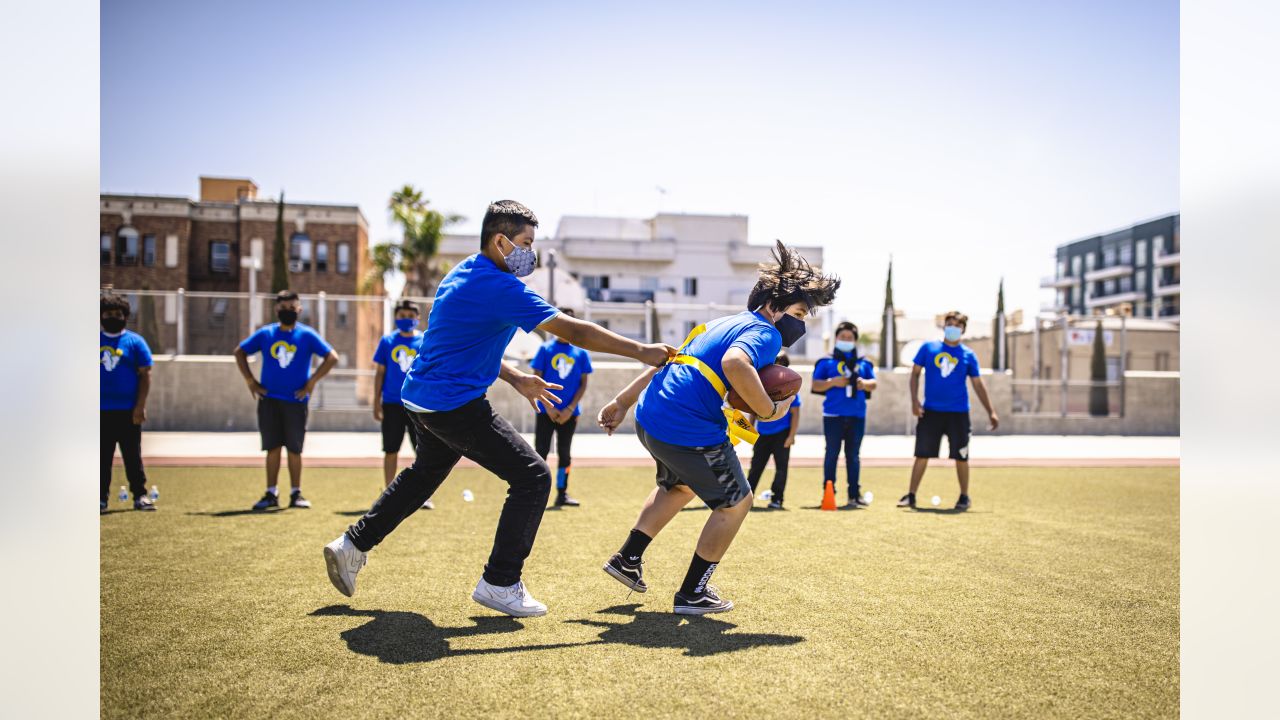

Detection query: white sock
xmin=266 ymin=486 xmax=279 ymax=496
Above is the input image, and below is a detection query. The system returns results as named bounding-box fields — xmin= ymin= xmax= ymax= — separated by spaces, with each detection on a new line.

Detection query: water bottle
xmin=149 ymin=485 xmax=159 ymax=502
xmin=462 ymin=489 xmax=474 ymax=503
xmin=760 ymin=489 xmax=774 ymax=502
xmin=118 ymin=486 xmax=128 ymax=502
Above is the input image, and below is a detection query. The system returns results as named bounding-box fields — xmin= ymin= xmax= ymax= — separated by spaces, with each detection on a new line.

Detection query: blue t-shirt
xmin=237 ymin=323 xmax=334 ymax=403
xmin=636 ymin=310 xmax=783 ymax=447
xmin=756 ymin=393 xmax=801 ymax=436
xmin=100 ymin=330 xmax=153 ymax=411
xmin=814 ymin=355 xmax=876 ymax=418
xmin=913 ymin=340 xmax=981 ymax=412
xmin=401 ymin=254 xmax=560 ymax=412
xmin=373 ymin=331 xmax=424 ymax=404
xmin=530 ymin=339 xmax=593 ymax=416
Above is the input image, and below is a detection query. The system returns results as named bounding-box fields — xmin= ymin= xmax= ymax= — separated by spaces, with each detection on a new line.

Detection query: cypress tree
xmin=992 ymin=278 xmax=1006 ymax=370
xmin=1089 ymin=318 xmax=1109 ymax=416
xmin=879 ymin=259 xmax=898 ymax=368
xmin=271 ymin=191 xmax=288 ymax=293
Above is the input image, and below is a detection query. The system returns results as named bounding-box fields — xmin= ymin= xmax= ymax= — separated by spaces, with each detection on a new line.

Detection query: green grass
xmin=102 ymin=464 xmax=1178 ymax=719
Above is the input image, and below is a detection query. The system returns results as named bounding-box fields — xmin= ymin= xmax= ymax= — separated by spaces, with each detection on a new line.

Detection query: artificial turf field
xmin=101 ymin=464 xmax=1178 ymax=719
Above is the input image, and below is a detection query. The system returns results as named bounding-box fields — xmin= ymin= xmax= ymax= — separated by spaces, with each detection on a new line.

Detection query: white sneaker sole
xmin=602 ymin=562 xmax=648 ymax=593
xmin=323 ymin=546 xmax=355 ymax=598
xmin=471 ymin=591 xmax=547 ymax=618
xmin=674 ymin=599 xmax=735 ymax=615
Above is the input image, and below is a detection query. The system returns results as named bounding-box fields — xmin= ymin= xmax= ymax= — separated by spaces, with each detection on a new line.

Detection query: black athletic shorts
xmin=381 ymin=401 xmax=420 ymax=454
xmin=258 ymin=397 xmax=308 ymax=454
xmin=636 ymin=422 xmax=751 ymax=510
xmin=914 ymin=410 xmax=971 ymax=460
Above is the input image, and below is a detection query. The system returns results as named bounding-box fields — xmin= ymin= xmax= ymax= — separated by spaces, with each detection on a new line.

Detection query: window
xmin=683 ymin=277 xmax=698 ymax=296
xmin=684 ymin=320 xmax=697 ymax=337
xmin=316 ymin=242 xmax=329 ymax=272
xmin=640 ymin=276 xmax=659 ymax=291
xmin=1119 ymin=276 xmax=1132 ymax=293
xmin=337 ymin=242 xmax=350 ymax=273
xmin=209 ymin=298 xmax=228 ymax=326
xmin=142 ymin=234 xmax=157 ymax=266
xmin=210 ymin=241 xmax=231 ymax=273
xmin=290 ymin=233 xmax=312 ymax=271
xmin=100 ymin=234 xmax=112 ymax=265
xmin=1153 ymin=235 xmax=1165 ymax=255
xmin=336 ymin=299 xmax=349 ymax=328
xmin=1085 ymin=252 xmax=1095 ymax=272
xmin=1119 ymin=243 xmax=1132 ymax=266
xmin=1136 ymin=270 xmax=1147 ymax=291
xmin=581 ymin=275 xmax=610 ymax=290
xmin=116 ymin=227 xmax=139 ymax=266
xmin=1072 ymin=255 xmax=1082 ymax=277
xmin=1155 ymin=352 xmax=1170 ymax=371
xmin=1136 ymin=240 xmax=1147 ymax=266
xmin=1103 ymin=279 xmax=1116 ymax=296
xmin=1102 ymin=246 xmax=1116 ymax=267
xmin=1057 ymin=260 xmax=1067 ymax=279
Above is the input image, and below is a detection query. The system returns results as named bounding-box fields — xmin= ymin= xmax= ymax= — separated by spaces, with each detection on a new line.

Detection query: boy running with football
xmin=597 ymin=241 xmax=840 ymax=614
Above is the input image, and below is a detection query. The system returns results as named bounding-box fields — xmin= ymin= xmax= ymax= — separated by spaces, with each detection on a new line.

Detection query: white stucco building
xmin=436 ymin=212 xmax=828 ymax=358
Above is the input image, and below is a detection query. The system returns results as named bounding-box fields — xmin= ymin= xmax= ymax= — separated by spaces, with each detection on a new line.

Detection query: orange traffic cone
xmin=820 ymin=480 xmax=837 ymax=511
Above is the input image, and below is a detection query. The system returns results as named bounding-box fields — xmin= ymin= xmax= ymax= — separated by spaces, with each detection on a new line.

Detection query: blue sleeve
xmin=503 ymin=278 xmax=560 ymax=333
xmin=793 ymin=393 xmax=802 ymax=408
xmin=862 ymin=361 xmax=876 ymax=379
xmin=133 ymin=334 xmax=153 ymax=367
xmin=580 ymin=349 xmax=593 ymax=374
xmin=373 ymin=337 xmax=389 ymax=366
xmin=813 ymin=358 xmax=832 ymax=380
xmin=729 ymin=327 xmax=781 ymax=369
xmin=238 ymin=327 xmax=266 ymax=354
xmin=530 ymin=345 xmax=548 ymax=374
xmin=912 ymin=344 xmax=929 ymax=367
xmin=967 ymin=349 xmax=982 ymax=377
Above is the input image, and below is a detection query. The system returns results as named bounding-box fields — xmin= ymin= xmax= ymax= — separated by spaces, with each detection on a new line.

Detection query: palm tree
xmin=362 ymin=185 xmax=464 ymax=296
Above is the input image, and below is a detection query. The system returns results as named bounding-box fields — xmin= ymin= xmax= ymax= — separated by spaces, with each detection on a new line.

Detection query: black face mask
xmin=101 ymin=317 xmax=126 ymax=333
xmin=277 ymin=309 xmax=299 ymax=326
xmin=774 ymin=313 xmax=806 ymax=348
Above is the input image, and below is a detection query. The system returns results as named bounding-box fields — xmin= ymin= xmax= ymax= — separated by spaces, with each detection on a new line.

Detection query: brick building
xmin=100 ymin=176 xmax=380 ymax=377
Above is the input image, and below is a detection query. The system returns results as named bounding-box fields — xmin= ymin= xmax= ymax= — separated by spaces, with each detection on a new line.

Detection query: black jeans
xmin=534 ymin=412 xmax=577 ymax=490
xmin=746 ymin=431 xmax=791 ymax=504
xmin=101 ymin=410 xmax=147 ymax=504
xmin=346 ymin=397 xmax=552 ymax=587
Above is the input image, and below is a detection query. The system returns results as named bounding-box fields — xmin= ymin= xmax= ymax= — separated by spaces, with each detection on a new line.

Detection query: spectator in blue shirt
xmin=746 ymin=350 xmax=801 ymax=510
xmin=234 ymin=290 xmax=340 ymax=511
xmin=597 ymin=241 xmax=841 ymax=615
xmin=372 ymin=299 xmax=434 ymax=509
xmin=897 ymin=311 xmax=999 ymax=512
xmin=325 ymin=200 xmax=674 ymax=619
xmin=100 ymin=290 xmax=156 ymax=513
xmin=811 ymin=322 xmax=877 ymax=508
xmin=530 ymin=307 xmax=593 ymax=508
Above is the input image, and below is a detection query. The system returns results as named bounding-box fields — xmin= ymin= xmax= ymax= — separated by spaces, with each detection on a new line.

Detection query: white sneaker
xmin=323 ymin=533 xmax=367 ymax=598
xmin=471 ymin=578 xmax=547 ymax=617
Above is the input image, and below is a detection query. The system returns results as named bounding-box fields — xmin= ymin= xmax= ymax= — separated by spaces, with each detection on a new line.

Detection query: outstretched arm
xmin=539 ymin=314 xmax=675 ymax=367
xmin=597 ymin=367 xmax=660 ymax=435
xmin=500 ymin=360 xmax=564 ymax=411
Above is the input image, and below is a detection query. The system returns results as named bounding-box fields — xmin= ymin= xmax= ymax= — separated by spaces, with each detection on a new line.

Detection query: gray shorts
xmin=636 ymin=423 xmax=751 ymax=510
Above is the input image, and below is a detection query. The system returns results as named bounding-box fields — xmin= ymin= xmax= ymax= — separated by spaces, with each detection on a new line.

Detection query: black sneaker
xmin=289 ymin=492 xmax=312 ymax=509
xmin=853 ymin=496 xmax=870 ymax=508
xmin=767 ymin=500 xmax=784 ymax=510
xmin=897 ymin=493 xmax=916 ymax=508
xmin=673 ymin=585 xmax=734 ymax=615
xmin=955 ymin=494 xmax=972 ymax=512
xmin=252 ymin=492 xmax=280 ymax=511
xmin=602 ymin=552 xmax=647 ymax=593
xmin=554 ymin=492 xmax=580 ymax=507
xmin=100 ymin=501 xmax=108 ymax=515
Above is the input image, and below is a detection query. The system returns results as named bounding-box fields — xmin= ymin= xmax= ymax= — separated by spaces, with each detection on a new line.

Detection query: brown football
xmin=727 ymin=363 xmax=803 ymax=413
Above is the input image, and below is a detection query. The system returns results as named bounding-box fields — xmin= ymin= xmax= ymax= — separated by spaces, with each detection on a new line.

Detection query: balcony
xmin=1039 ymin=303 xmax=1069 ymax=313
xmin=586 ymin=287 xmax=655 ymax=303
xmin=561 ymin=237 xmax=676 ymax=262
xmin=729 ymin=241 xmax=825 ymax=266
xmin=1154 ymin=250 xmax=1181 ymax=267
xmin=1040 ymin=275 xmax=1080 ymax=289
xmin=1085 ymin=290 xmax=1143 ymax=308
xmin=1154 ymin=282 xmax=1180 ymax=297
xmin=1083 ymin=264 xmax=1134 ymax=282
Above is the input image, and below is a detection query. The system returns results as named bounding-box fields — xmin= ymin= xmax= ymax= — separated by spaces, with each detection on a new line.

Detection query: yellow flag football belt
xmin=668 ymin=324 xmax=759 ymax=447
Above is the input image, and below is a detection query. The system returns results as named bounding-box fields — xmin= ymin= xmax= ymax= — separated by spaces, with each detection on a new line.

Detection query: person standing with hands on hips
xmin=373 ymin=299 xmax=433 ymax=509
xmin=811 ymin=322 xmax=876 ymax=508
xmin=898 ymin=311 xmax=999 ymax=511
xmin=531 ymin=307 xmax=593 ymax=508
xmin=234 ymin=289 xmax=340 ymax=511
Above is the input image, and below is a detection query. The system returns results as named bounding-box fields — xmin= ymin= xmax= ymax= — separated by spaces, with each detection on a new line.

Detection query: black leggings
xmin=346 ymin=397 xmax=553 ymax=587
xmin=534 ymin=412 xmax=577 ymax=470
xmin=746 ymin=431 xmax=791 ymax=504
xmin=101 ymin=410 xmax=147 ymax=504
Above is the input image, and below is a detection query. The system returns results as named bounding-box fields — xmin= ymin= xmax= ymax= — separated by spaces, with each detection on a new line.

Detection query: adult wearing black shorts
xmin=898 ymin=311 xmax=999 ymax=511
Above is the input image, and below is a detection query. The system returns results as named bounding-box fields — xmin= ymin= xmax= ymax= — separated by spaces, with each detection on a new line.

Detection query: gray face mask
xmin=500 ymin=236 xmax=537 ymax=278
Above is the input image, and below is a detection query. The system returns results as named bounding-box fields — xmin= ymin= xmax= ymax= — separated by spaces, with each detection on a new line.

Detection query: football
xmin=727 ymin=363 xmax=803 ymax=412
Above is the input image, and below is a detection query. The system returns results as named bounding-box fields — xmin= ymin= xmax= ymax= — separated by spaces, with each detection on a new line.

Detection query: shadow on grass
xmin=310 ymin=605 xmax=583 ymax=664
xmin=332 ymin=509 xmax=369 ymax=517
xmin=798 ymin=505 xmax=861 ymax=512
xmin=566 ymin=603 xmax=805 ymax=657
xmin=186 ymin=508 xmax=285 ymax=518
xmin=909 ymin=507 xmax=977 ymax=515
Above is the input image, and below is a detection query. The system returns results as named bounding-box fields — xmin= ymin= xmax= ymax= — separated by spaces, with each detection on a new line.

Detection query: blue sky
xmin=101 ymin=0 xmax=1178 ymax=325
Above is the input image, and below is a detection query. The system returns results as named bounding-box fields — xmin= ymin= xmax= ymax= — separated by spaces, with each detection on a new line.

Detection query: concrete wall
xmin=144 ymin=357 xmax=1180 ymax=436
